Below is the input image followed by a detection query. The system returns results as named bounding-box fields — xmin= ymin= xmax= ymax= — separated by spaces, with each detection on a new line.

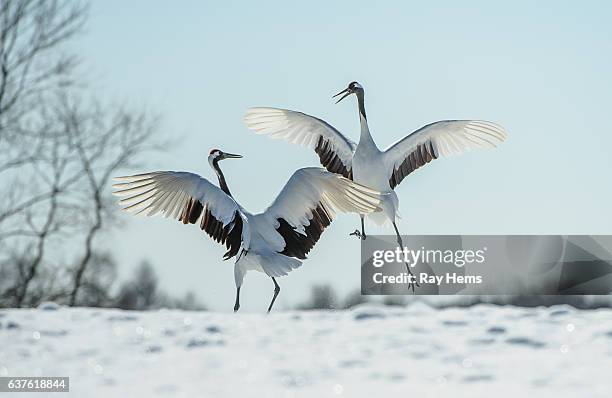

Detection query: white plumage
xmin=244 ymin=83 xmax=507 ymax=230
xmin=244 ymin=82 xmax=507 ymax=291
xmin=246 ymin=107 xmax=357 ymax=168
xmin=382 ymin=120 xmax=507 ymax=177
xmin=113 ymin=149 xmax=383 ymax=312
xmin=113 ymin=170 xmax=251 ymax=247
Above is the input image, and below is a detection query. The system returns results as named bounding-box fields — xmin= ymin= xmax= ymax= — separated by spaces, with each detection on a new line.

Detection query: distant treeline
xmin=296 ymin=285 xmax=612 ymax=310
xmin=1 ymin=252 xmax=206 ymax=310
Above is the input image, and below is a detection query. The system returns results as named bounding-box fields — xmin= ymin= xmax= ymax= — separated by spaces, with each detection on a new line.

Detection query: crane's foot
xmin=350 ymin=230 xmax=366 ymax=240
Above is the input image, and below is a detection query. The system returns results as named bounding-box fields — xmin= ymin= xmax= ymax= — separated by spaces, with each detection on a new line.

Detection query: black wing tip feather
xmin=315 ymin=136 xmax=352 ymax=179
xmin=179 ymin=197 xmax=243 ymax=261
xmin=180 ymin=198 xmax=203 ymax=225
xmin=389 ymin=140 xmax=437 ymax=189
xmin=277 ymin=204 xmax=332 ymax=260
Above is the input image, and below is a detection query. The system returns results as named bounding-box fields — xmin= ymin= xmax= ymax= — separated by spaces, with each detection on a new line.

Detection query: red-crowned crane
xmin=113 ymin=149 xmax=383 ymax=312
xmin=244 ymin=81 xmax=507 ymax=289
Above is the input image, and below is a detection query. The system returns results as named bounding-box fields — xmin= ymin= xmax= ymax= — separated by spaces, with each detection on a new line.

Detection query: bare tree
xmin=0 ymin=0 xmax=86 ymax=175
xmin=298 ymin=284 xmax=338 ymax=310
xmin=52 ymin=94 xmax=160 ymax=306
xmin=171 ymin=291 xmax=206 ymax=311
xmin=116 ymin=261 xmax=160 ymax=310
xmin=12 ymin=140 xmax=63 ymax=305
xmin=0 ymin=0 xmax=86 ymax=306
xmin=114 ymin=261 xmax=206 ymax=311
xmin=70 ymin=251 xmax=117 ymax=307
xmin=0 ymin=1 xmax=85 ymax=115
xmin=0 ymin=1 xmax=163 ymax=308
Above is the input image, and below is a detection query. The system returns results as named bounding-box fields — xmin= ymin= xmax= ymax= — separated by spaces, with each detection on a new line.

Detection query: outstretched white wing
xmin=383 ymin=120 xmax=507 ymax=189
xmin=257 ymin=167 xmax=382 ymax=260
xmin=244 ymin=107 xmax=356 ymax=178
xmin=112 ymin=171 xmax=249 ymax=260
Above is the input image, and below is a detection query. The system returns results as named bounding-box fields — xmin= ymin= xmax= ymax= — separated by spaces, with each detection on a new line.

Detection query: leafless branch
xmin=0 ymin=1 xmax=163 ymax=308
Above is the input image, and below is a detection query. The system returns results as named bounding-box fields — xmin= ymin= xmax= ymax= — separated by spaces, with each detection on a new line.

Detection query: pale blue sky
xmin=76 ymin=0 xmax=612 ymax=311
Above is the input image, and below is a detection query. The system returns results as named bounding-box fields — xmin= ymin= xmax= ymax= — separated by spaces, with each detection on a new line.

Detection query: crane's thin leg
xmin=350 ymin=216 xmax=367 ymax=240
xmin=392 ymin=221 xmax=419 ymax=292
xmin=234 ymin=286 xmax=241 ymax=312
xmin=267 ymin=277 xmax=280 ymax=313
xmin=361 ymin=217 xmax=366 ymax=240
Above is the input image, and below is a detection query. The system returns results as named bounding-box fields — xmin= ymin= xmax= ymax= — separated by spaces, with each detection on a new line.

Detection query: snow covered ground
xmin=1 ymin=303 xmax=612 ymax=397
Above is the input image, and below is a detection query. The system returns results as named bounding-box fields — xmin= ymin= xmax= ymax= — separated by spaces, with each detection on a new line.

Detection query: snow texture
xmin=1 ymin=304 xmax=611 ymax=397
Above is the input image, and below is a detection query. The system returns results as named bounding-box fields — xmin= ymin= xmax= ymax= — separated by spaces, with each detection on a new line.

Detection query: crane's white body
xmin=232 ymin=211 xmax=304 ymax=288
xmin=351 ymin=113 xmax=399 ymax=226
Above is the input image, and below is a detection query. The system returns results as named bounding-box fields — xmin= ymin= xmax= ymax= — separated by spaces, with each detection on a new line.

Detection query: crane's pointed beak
xmin=333 ymin=88 xmax=351 ymax=104
xmin=222 ymin=152 xmax=243 ymax=159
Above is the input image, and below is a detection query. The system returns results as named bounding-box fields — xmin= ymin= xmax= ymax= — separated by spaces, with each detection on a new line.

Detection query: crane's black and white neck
xmin=208 ymin=149 xmax=239 ymax=197
xmin=334 ymin=81 xmax=366 ymax=120
xmin=334 ymin=81 xmax=376 ymax=147
xmin=353 ymin=82 xmax=367 ymax=121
